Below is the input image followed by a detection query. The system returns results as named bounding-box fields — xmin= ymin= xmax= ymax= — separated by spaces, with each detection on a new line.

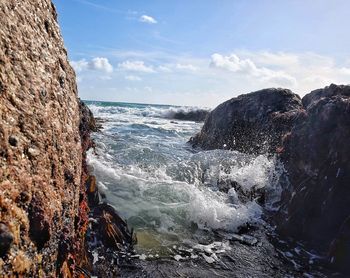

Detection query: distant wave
xmin=87 ymin=103 xmax=210 ymax=122
xmin=161 ymin=107 xmax=210 ymax=122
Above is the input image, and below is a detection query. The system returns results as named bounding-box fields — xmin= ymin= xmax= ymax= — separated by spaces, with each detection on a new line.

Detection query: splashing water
xmin=86 ymin=101 xmax=283 ymax=254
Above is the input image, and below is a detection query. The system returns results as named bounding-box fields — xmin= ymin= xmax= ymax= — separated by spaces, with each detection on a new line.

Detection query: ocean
xmin=85 ymin=101 xmax=284 ymax=257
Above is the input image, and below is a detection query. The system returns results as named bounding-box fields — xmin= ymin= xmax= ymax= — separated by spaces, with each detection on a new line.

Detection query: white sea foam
xmin=86 ymin=101 xmax=284 ymax=248
xmin=87 ymin=147 xmax=280 ymax=233
xmin=88 ymin=103 xmax=210 ymax=121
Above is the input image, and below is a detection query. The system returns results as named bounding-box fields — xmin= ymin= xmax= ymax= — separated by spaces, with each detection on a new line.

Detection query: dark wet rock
xmin=190 ymin=88 xmax=302 ymax=155
xmin=171 ymin=109 xmax=209 ymax=122
xmin=0 ymin=223 xmax=13 ymax=257
xmin=188 ymin=84 xmax=350 ymax=275
xmin=218 ymin=180 xmax=265 ymax=205
xmin=278 ymin=84 xmax=350 ymax=271
xmin=119 ymin=228 xmax=317 ymax=278
xmin=329 ymin=215 xmax=350 ymax=271
xmin=302 ymin=83 xmax=350 ymax=108
xmin=92 ymin=203 xmax=134 ymax=249
xmin=85 ymin=203 xmax=135 ymax=277
xmin=230 ymin=234 xmax=258 ymax=246
xmin=80 ymin=100 xmax=98 ymax=152
xmin=95 ymin=117 xmax=106 ymax=130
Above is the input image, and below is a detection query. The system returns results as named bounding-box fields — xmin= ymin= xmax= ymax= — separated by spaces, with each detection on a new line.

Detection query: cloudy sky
xmin=53 ymin=0 xmax=350 ymax=107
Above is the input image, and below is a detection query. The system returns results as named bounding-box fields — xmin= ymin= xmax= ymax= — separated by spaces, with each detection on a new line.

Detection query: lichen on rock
xmin=0 ymin=0 xmax=91 ymax=276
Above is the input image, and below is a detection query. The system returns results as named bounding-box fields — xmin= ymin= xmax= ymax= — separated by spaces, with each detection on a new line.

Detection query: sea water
xmin=86 ymin=101 xmax=283 ymax=255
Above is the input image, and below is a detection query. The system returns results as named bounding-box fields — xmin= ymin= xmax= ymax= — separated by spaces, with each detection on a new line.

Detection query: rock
xmin=174 ymin=255 xmax=183 ymax=261
xmin=0 ymin=0 xmax=94 ymax=276
xmin=171 ymin=109 xmax=209 ymax=122
xmin=80 ymin=100 xmax=98 ymax=143
xmin=202 ymin=253 xmax=215 ymax=264
xmin=230 ymin=234 xmax=258 ymax=246
xmin=302 ymin=83 xmax=350 ymax=108
xmin=278 ymin=84 xmax=350 ymax=270
xmin=190 ymin=88 xmax=302 ymax=155
xmin=329 ymin=215 xmax=350 ymax=271
xmin=0 ymin=223 xmax=13 ymax=257
xmin=91 ymin=203 xmax=134 ymax=250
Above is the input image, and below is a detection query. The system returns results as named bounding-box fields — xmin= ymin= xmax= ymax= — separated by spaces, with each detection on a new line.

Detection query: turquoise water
xmin=85 ymin=101 xmax=282 ymax=254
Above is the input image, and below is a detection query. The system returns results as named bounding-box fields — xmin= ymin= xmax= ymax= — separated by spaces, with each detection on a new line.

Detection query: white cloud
xmin=74 ymin=49 xmax=350 ymax=107
xmin=118 ymin=60 xmax=155 ymax=73
xmin=71 ymin=57 xmax=113 ymax=73
xmin=70 ymin=60 xmax=89 ymax=72
xmin=89 ymin=57 xmax=113 ymax=73
xmin=158 ymin=65 xmax=172 ymax=73
xmin=125 ymin=75 xmax=142 ymax=81
xmin=176 ymin=63 xmax=198 ymax=71
xmin=210 ymin=53 xmax=297 ymax=87
xmin=139 ymin=15 xmax=157 ymax=24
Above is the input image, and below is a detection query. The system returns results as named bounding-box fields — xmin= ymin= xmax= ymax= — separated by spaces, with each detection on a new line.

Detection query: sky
xmin=53 ymin=0 xmax=350 ymax=107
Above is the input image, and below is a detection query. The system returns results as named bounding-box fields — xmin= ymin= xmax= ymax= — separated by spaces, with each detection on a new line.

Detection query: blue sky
xmin=53 ymin=0 xmax=350 ymax=107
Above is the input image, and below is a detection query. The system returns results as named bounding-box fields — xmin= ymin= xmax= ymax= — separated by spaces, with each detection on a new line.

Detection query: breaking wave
xmin=87 ymin=101 xmax=210 ymax=122
xmin=86 ymin=101 xmax=285 ymax=250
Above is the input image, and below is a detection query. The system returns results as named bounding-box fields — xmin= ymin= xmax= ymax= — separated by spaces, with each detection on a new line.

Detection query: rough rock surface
xmin=0 ymin=1 xmax=91 ymax=276
xmin=278 ymin=84 xmax=350 ymax=270
xmin=190 ymin=88 xmax=302 ymax=154
xmin=190 ymin=84 xmax=350 ymax=273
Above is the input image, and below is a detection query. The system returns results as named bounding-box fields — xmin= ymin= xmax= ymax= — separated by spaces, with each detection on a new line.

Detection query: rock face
xmin=278 ymin=84 xmax=350 ymax=270
xmin=191 ymin=84 xmax=350 ymax=272
xmin=190 ymin=88 xmax=302 ymax=154
xmin=0 ymin=1 xmax=91 ymax=276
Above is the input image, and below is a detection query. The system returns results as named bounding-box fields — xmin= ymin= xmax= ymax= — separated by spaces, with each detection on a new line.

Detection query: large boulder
xmin=189 ymin=84 xmax=350 ymax=272
xmin=190 ymin=88 xmax=302 ymax=154
xmin=0 ymin=1 xmax=92 ymax=276
xmin=278 ymin=84 xmax=350 ymax=269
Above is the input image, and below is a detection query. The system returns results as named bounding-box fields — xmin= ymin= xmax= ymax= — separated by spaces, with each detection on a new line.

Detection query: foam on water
xmin=86 ymin=101 xmax=284 ymax=252
xmin=88 ymin=101 xmax=210 ymax=121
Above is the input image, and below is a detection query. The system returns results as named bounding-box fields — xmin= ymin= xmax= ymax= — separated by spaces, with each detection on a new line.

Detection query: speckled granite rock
xmin=0 ymin=1 xmax=91 ymax=276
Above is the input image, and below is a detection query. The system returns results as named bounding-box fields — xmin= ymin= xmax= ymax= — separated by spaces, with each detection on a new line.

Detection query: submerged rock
xmin=190 ymin=88 xmax=302 ymax=154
